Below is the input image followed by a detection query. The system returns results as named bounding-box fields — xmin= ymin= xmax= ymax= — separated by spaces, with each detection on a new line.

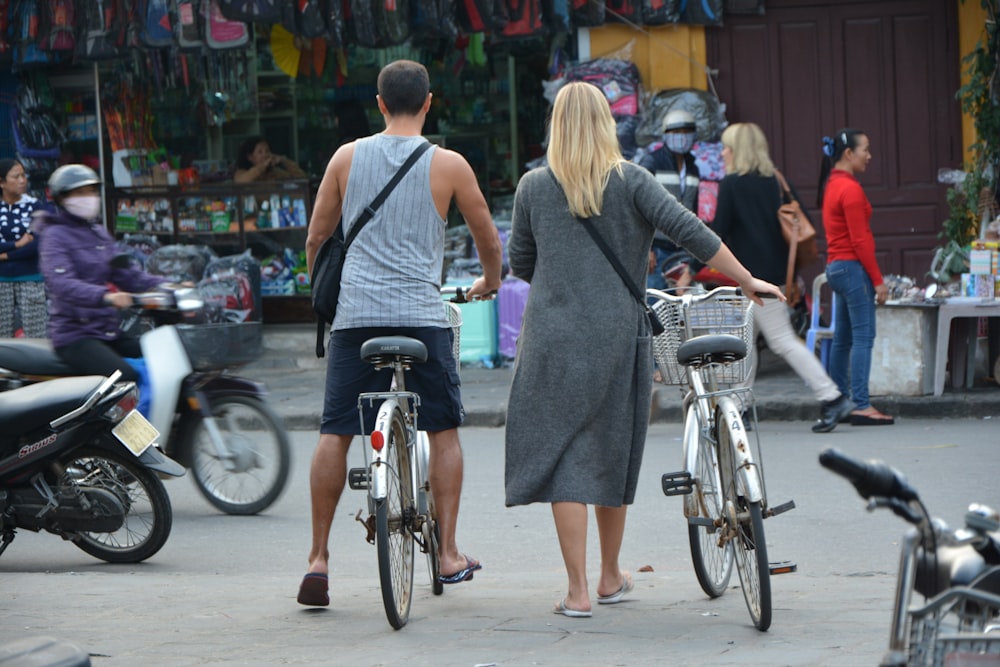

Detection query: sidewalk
xmin=244 ymin=324 xmax=1000 ymax=430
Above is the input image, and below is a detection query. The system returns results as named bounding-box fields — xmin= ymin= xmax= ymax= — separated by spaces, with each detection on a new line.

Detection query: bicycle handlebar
xmin=440 ymin=286 xmax=497 ymax=303
xmin=819 ymin=447 xmax=919 ymax=502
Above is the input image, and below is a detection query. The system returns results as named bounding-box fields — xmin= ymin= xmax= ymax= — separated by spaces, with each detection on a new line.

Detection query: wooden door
xmin=706 ymin=0 xmax=962 ymax=280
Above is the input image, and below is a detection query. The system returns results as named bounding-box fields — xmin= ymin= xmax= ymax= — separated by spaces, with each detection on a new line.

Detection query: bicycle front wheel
xmin=685 ymin=404 xmax=733 ymax=598
xmin=375 ymin=408 xmax=415 ymax=630
xmin=717 ymin=401 xmax=771 ymax=631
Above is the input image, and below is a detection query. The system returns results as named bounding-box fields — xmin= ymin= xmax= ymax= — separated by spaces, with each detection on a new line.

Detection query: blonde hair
xmin=547 ymin=82 xmax=624 ymax=218
xmin=721 ymin=122 xmax=775 ymax=177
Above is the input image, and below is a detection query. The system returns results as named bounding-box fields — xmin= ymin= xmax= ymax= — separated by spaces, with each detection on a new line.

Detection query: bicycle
xmin=648 ymin=286 xmax=796 ymax=631
xmin=345 ymin=288 xmax=470 ymax=630
xmin=819 ymin=447 xmax=1000 ymax=666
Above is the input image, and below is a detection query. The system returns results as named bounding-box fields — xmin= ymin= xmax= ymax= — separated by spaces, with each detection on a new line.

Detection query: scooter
xmin=0 ymin=370 xmax=184 ymax=563
xmin=0 ymin=287 xmax=291 ymax=516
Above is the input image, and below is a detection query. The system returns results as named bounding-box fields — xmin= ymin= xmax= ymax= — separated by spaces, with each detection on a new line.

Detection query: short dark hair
xmin=377 ymin=60 xmax=430 ymax=117
xmin=0 ymin=158 xmax=20 ymax=181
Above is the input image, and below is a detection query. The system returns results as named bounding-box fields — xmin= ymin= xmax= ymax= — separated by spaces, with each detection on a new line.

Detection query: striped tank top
xmin=334 ymin=134 xmax=447 ymax=330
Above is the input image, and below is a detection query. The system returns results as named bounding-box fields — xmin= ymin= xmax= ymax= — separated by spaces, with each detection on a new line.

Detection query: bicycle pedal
xmin=769 ymin=561 xmax=797 ymax=575
xmin=766 ymin=500 xmax=796 ymax=518
xmin=347 ymin=467 xmax=370 ymax=490
xmin=354 ymin=509 xmax=376 ymax=545
xmin=662 ymin=471 xmax=693 ymax=496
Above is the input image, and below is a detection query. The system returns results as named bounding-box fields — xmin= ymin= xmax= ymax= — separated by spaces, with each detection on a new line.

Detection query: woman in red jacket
xmin=817 ymin=129 xmax=894 ymax=425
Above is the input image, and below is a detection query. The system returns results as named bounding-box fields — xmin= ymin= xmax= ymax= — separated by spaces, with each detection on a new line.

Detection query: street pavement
xmin=245 ymin=324 xmax=1000 ymax=431
xmin=3 ymin=422 xmax=999 ymax=666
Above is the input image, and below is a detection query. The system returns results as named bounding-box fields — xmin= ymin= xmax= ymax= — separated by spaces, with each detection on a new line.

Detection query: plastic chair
xmin=805 ymin=273 xmax=836 ymax=371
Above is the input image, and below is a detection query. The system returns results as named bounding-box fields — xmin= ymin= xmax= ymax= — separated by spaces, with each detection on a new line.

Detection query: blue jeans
xmin=826 ymin=260 xmax=876 ymax=409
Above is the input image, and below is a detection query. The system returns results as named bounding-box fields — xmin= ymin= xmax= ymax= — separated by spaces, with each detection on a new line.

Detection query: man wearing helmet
xmin=36 ymin=164 xmax=164 ymax=382
xmin=636 ymin=109 xmax=701 ymax=289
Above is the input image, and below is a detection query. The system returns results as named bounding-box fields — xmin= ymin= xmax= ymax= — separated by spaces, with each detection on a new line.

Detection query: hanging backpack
xmin=75 ymin=0 xmax=128 ymax=61
xmin=204 ymin=0 xmax=249 ymax=49
xmin=411 ymin=0 xmax=458 ymax=45
xmin=541 ymin=0 xmax=569 ymax=35
xmin=570 ymin=0 xmax=603 ymax=27
xmin=39 ymin=0 xmax=75 ymax=51
xmin=295 ymin=0 xmax=330 ymax=39
xmin=216 ymin=0 xmax=281 ymax=22
xmin=642 ymin=0 xmax=678 ymax=25
xmin=499 ymin=0 xmax=545 ymax=40
xmin=604 ymin=0 xmax=638 ymax=23
xmin=140 ymin=0 xmax=174 ymax=47
xmin=679 ymin=0 xmax=722 ymax=25
xmin=175 ymin=0 xmax=204 ymax=48
xmin=11 ymin=0 xmax=53 ymax=67
xmin=455 ymin=0 xmax=504 ymax=33
xmin=0 ymin=0 xmax=12 ymax=57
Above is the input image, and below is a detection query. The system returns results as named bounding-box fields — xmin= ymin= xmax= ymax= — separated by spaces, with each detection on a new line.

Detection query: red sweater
xmin=822 ymin=169 xmax=882 ymax=287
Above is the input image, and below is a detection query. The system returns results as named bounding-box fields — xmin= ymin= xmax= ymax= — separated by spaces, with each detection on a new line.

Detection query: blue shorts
xmin=320 ymin=326 xmax=464 ymax=435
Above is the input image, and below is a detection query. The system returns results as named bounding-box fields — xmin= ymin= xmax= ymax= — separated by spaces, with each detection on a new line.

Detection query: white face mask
xmin=63 ymin=195 xmax=102 ymax=220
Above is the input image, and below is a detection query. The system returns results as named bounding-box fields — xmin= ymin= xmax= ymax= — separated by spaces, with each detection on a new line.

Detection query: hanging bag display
xmin=775 ymin=169 xmax=817 ymax=306
xmin=312 ymin=141 xmax=432 ymax=358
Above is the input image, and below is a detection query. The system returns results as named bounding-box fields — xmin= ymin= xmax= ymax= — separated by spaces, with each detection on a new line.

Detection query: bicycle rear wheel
xmin=717 ymin=400 xmax=771 ymax=631
xmin=375 ymin=408 xmax=415 ymax=630
xmin=685 ymin=404 xmax=733 ymax=598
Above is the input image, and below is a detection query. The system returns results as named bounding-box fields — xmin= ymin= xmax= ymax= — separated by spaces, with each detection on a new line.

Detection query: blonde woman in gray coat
xmin=504 ymin=81 xmax=784 ymax=618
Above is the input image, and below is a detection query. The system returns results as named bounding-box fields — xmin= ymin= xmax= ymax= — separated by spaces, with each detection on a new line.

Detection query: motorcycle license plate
xmin=112 ymin=410 xmax=160 ymax=457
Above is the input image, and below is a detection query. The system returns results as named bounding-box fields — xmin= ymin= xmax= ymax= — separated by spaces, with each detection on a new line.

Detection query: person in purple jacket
xmin=37 ymin=164 xmax=164 ymax=383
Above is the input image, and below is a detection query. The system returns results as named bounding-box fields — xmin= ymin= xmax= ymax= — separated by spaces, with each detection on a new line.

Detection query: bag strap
xmin=343 ymin=140 xmax=432 ymax=250
xmin=774 ymin=169 xmax=799 ymax=301
xmin=315 ymin=139 xmax=432 ymax=357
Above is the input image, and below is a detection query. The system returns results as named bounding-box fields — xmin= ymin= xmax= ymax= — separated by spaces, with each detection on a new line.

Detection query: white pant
xmin=739 ymin=298 xmax=840 ymax=403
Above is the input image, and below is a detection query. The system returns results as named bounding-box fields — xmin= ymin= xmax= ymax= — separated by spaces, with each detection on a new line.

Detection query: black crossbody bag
xmin=312 ymin=140 xmax=432 ymax=357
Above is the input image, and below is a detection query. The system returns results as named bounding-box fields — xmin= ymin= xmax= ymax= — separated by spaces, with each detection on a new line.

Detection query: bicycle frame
xmin=358 ymin=391 xmax=419 ymax=502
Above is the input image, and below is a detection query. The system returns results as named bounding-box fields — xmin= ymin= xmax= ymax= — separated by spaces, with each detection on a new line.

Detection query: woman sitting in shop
xmin=233 ymin=136 xmax=306 ymax=183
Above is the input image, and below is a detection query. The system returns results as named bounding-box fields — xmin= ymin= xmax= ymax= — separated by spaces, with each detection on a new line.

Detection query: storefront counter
xmin=870 ymin=303 xmax=938 ymax=396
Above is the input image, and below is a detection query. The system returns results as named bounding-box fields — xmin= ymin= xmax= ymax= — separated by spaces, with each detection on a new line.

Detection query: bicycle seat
xmin=360 ymin=336 xmax=428 ymax=364
xmin=676 ymin=334 xmax=747 ymax=367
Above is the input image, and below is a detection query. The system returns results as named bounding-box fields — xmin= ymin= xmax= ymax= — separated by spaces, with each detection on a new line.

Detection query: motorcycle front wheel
xmin=180 ymin=395 xmax=291 ymax=515
xmin=63 ymin=445 xmax=173 ymax=563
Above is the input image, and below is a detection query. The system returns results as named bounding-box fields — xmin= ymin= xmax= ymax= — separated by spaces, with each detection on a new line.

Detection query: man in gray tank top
xmin=298 ymin=59 xmax=503 ymax=606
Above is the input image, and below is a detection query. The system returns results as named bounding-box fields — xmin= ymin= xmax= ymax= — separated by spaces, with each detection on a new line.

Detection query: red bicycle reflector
xmin=371 ymin=431 xmax=385 ymax=452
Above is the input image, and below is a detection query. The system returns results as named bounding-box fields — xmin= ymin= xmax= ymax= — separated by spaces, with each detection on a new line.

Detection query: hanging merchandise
xmin=542 ymin=0 xmax=570 ymax=34
xmin=376 ymin=0 xmax=412 ymax=47
xmin=75 ymin=0 xmax=129 ymax=61
xmin=411 ymin=0 xmax=459 ymax=46
xmin=604 ymin=0 xmax=640 ymax=24
xmin=455 ymin=0 xmax=505 ymax=34
xmin=499 ymin=0 xmax=546 ymax=40
xmin=39 ymin=0 xmax=76 ymax=51
xmin=570 ymin=0 xmax=604 ymax=27
xmin=642 ymin=0 xmax=678 ymax=25
xmin=204 ymin=0 xmax=250 ymax=49
xmin=140 ymin=0 xmax=175 ymax=47
xmin=634 ymin=87 xmax=728 ymax=148
xmin=679 ymin=0 xmax=722 ymax=26
xmin=176 ymin=0 xmax=205 ymax=49
xmin=564 ymin=57 xmax=640 ymax=117
xmin=269 ymin=24 xmax=300 ymax=77
xmin=291 ymin=0 xmax=330 ymax=39
xmin=324 ymin=0 xmax=346 ymax=47
xmin=0 ymin=0 xmax=12 ymax=56
xmin=216 ymin=0 xmax=282 ymax=23
xmin=12 ymin=76 xmax=63 ymax=157
xmin=11 ymin=0 xmax=55 ymax=68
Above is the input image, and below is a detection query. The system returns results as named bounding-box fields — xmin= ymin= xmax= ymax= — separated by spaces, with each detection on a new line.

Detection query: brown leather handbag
xmin=775 ymin=170 xmax=818 ymax=304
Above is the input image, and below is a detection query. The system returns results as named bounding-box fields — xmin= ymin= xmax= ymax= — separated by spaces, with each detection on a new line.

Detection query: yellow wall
xmin=587 ymin=24 xmax=708 ymax=92
xmin=958 ymin=0 xmax=987 ymax=161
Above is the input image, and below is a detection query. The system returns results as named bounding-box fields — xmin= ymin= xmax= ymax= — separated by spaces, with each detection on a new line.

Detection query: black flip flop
xmin=297 ymin=572 xmax=330 ymax=606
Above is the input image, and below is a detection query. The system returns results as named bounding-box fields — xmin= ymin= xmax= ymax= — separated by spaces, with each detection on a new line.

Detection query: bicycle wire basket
xmin=649 ymin=291 xmax=754 ymax=385
xmin=906 ymin=587 xmax=1000 ymax=666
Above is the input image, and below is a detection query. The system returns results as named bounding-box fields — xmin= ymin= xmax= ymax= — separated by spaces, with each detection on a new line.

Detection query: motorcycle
xmin=820 ymin=448 xmax=1000 ymax=666
xmin=0 ymin=285 xmax=291 ymax=516
xmin=0 ymin=371 xmax=183 ymax=563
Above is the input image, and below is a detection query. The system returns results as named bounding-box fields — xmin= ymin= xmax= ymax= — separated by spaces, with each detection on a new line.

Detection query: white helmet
xmin=48 ymin=164 xmax=101 ymax=197
xmin=661 ymin=109 xmax=696 ymax=133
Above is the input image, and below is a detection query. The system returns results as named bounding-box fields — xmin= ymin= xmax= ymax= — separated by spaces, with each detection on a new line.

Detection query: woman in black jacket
xmin=713 ymin=123 xmax=852 ymax=433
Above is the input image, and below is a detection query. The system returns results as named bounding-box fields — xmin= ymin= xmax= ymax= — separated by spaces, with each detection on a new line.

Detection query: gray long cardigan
xmin=504 ymin=162 xmax=721 ymax=507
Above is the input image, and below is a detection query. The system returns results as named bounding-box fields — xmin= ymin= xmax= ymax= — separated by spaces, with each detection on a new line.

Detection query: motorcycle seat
xmin=0 ymin=340 xmax=77 ymax=375
xmin=0 ymin=376 xmax=107 ymax=443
